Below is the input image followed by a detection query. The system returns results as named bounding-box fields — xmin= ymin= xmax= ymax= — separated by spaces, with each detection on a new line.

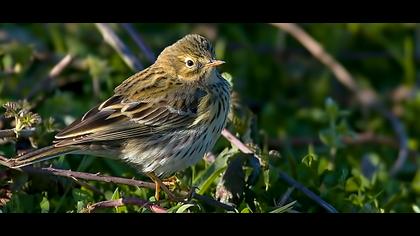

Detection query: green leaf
xmin=193 ymin=148 xmax=235 ymax=194
xmin=345 ymin=177 xmax=360 ymax=192
xmin=111 ymin=188 xmax=127 ymax=213
xmin=76 ymin=201 xmax=85 ymax=213
xmin=39 ymin=196 xmax=50 ymax=213
xmin=263 ymin=169 xmax=270 ymax=191
xmin=240 ymin=207 xmax=253 ymax=213
xmin=176 ymin=204 xmax=196 ymax=213
xmin=411 ymin=170 xmax=420 ymax=194
xmin=301 ymin=145 xmax=318 ymax=167
xmin=111 ymin=187 xmax=120 ymax=200
xmin=270 ymin=201 xmax=296 ymax=213
xmin=317 ymin=158 xmax=333 ymax=175
xmin=412 ymin=204 xmax=420 ymax=213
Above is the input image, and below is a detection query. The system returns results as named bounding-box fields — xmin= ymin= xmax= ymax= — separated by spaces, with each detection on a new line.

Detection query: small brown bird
xmin=6 ymin=34 xmax=231 ymax=200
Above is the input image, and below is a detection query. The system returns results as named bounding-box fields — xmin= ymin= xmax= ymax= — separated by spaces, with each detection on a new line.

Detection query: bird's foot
xmin=162 ymin=176 xmax=179 ymax=190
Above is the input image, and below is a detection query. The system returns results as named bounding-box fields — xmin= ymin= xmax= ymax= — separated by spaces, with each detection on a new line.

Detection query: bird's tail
xmin=8 ymin=145 xmax=77 ymax=168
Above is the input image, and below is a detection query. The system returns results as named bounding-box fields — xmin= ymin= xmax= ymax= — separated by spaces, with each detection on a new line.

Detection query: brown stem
xmin=22 ymin=166 xmax=156 ymax=189
xmin=83 ymin=197 xmax=167 ymax=213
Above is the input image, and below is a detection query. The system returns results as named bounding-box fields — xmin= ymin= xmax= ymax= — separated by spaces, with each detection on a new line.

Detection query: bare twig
xmin=0 ymin=128 xmax=35 ymax=139
xmin=221 ymin=129 xmax=338 ymax=213
xmin=27 ymin=54 xmax=73 ymax=100
xmin=278 ymin=171 xmax=338 ymax=213
xmin=121 ymin=23 xmax=156 ymax=62
xmin=83 ymin=197 xmax=167 ymax=213
xmin=22 ymin=166 xmax=156 ymax=189
xmin=270 ymin=24 xmax=360 ymax=95
xmin=95 ymin=23 xmax=143 ymax=71
xmin=271 ymin=23 xmax=409 ymax=177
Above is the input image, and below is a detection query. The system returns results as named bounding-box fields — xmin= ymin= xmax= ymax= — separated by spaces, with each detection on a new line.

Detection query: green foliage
xmin=1 ymin=23 xmax=419 ymax=213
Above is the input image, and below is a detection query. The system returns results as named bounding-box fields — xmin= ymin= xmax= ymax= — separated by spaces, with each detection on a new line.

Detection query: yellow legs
xmin=146 ymin=172 xmax=179 ymax=201
xmin=146 ymin=173 xmax=194 ymax=202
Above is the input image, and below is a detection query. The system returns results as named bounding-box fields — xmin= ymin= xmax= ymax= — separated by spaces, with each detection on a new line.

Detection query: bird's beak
xmin=207 ymin=60 xmax=225 ymax=67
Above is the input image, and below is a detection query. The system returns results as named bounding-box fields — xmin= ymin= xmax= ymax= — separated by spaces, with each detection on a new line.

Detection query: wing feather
xmin=53 ymin=85 xmax=206 ymax=147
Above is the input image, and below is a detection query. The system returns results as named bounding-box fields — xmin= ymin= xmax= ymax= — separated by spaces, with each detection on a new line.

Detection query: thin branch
xmin=0 ymin=128 xmax=35 ymax=139
xmin=121 ymin=23 xmax=156 ymax=62
xmin=270 ymin=23 xmax=409 ymax=177
xmin=95 ymin=23 xmax=143 ymax=71
xmin=83 ymin=197 xmax=167 ymax=213
xmin=278 ymin=171 xmax=338 ymax=213
xmin=27 ymin=54 xmax=73 ymax=100
xmin=22 ymin=166 xmax=156 ymax=189
xmin=221 ymin=129 xmax=338 ymax=213
xmin=380 ymin=106 xmax=409 ymax=176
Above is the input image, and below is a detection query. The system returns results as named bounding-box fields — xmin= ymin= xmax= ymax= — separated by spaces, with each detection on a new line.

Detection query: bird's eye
xmin=186 ymin=59 xmax=194 ymax=68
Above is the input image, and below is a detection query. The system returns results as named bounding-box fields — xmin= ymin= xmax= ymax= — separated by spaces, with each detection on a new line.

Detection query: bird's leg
xmin=146 ymin=172 xmax=181 ymax=201
xmin=162 ymin=176 xmax=179 ymax=190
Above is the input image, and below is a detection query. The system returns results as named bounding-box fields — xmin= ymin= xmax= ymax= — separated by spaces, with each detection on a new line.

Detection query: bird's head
xmin=156 ymin=34 xmax=225 ymax=82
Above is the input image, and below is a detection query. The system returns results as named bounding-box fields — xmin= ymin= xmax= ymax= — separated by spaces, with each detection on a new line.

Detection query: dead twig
xmin=83 ymin=197 xmax=167 ymax=213
xmin=121 ymin=23 xmax=156 ymax=62
xmin=278 ymin=171 xmax=338 ymax=213
xmin=271 ymin=23 xmax=409 ymax=177
xmin=0 ymin=128 xmax=35 ymax=139
xmin=95 ymin=23 xmax=143 ymax=71
xmin=22 ymin=166 xmax=156 ymax=189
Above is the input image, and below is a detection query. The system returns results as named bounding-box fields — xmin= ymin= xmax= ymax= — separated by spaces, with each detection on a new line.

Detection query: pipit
xmin=4 ymin=34 xmax=231 ymax=201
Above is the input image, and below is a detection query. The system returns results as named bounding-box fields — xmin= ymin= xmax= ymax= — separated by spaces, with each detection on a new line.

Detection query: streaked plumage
xmin=9 ymin=34 xmax=231 ymax=184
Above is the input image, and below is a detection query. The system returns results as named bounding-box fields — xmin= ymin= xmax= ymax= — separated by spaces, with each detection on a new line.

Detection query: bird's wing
xmin=54 ymin=75 xmax=205 ymax=147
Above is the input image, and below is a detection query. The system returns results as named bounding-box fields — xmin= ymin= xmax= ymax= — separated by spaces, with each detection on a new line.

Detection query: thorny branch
xmin=271 ymin=23 xmax=409 ymax=177
xmin=82 ymin=197 xmax=167 ymax=213
xmin=0 ymin=155 xmax=234 ymax=211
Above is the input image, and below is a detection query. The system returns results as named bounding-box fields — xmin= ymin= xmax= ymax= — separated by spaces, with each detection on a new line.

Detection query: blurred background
xmin=0 ymin=23 xmax=419 ymax=213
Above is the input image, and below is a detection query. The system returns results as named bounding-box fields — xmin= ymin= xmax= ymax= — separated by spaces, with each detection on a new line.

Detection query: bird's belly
xmin=121 ymin=120 xmax=226 ymax=178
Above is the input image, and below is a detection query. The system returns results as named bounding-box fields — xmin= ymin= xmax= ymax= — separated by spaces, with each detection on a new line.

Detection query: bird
xmin=5 ymin=34 xmax=231 ymax=201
